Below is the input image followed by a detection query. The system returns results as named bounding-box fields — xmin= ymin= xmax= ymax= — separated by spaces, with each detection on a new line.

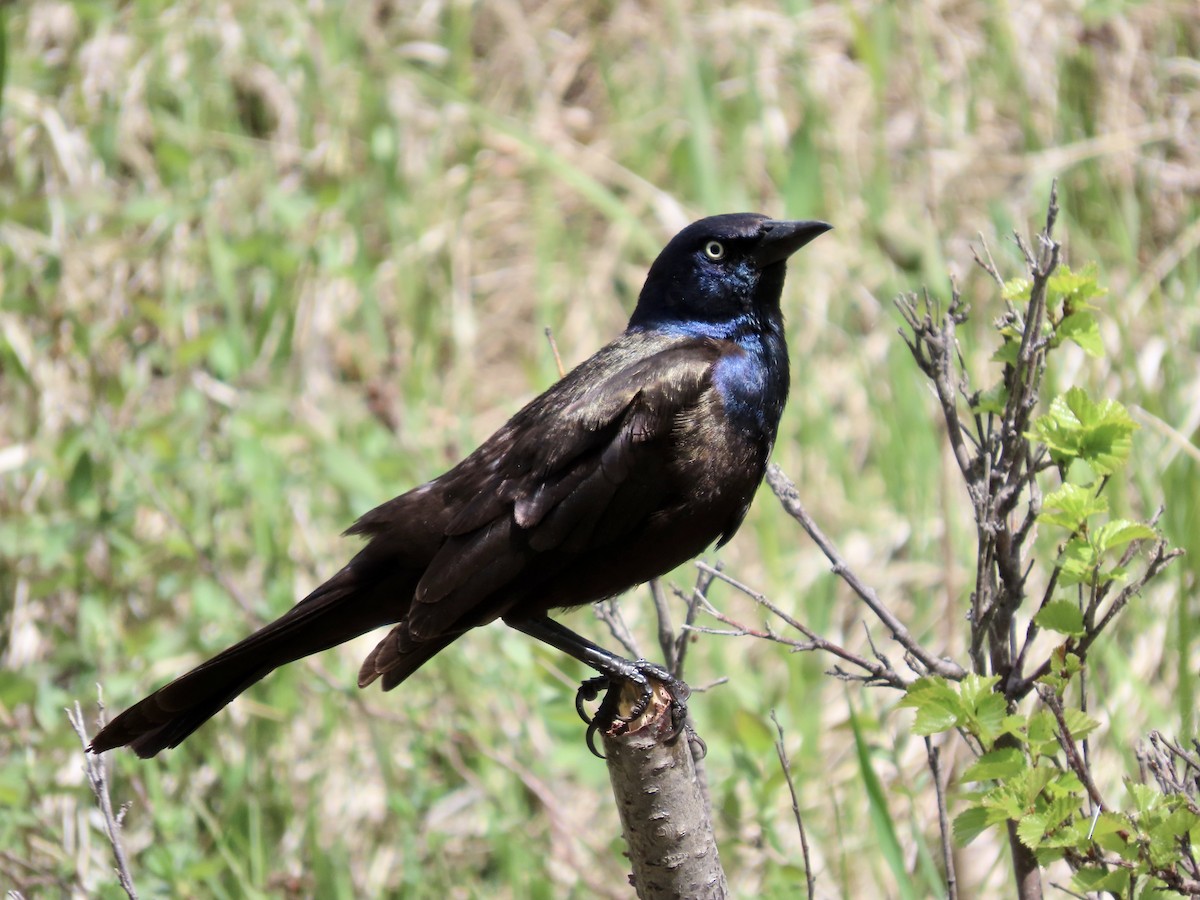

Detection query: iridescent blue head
xmin=628 ymin=213 xmax=832 ymax=336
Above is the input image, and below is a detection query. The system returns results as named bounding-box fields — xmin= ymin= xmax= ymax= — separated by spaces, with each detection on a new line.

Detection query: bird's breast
xmin=668 ymin=369 xmax=780 ymax=513
xmin=709 ymin=333 xmax=788 ymax=449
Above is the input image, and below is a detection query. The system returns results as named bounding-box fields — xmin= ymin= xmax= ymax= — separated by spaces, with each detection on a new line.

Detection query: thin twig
xmin=649 ymin=579 xmax=678 ymax=673
xmin=1007 ymin=509 xmax=1083 ymax=697
xmin=926 ymin=737 xmax=959 ymax=900
xmin=895 ymin=289 xmax=976 ymax=482
xmin=1047 ymin=884 xmax=1089 ymax=900
xmin=544 ymin=326 xmax=566 ymax=377
xmin=689 ymin=564 xmax=908 ymax=689
xmin=593 ymin=599 xmax=641 ymax=659
xmin=765 ymin=465 xmax=965 ymax=680
xmin=671 ymin=563 xmax=717 ymax=680
xmin=1011 ymin=542 xmax=1182 ymax=697
xmin=971 ymin=236 xmax=1006 ymax=286
xmin=1037 ymin=687 xmax=1105 ymax=811
xmin=67 ymin=697 xmax=139 ymax=900
xmin=771 ymin=710 xmax=815 ymax=900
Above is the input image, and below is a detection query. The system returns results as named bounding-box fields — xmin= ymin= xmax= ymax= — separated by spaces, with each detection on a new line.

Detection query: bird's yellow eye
xmin=704 ymin=241 xmax=725 ymax=261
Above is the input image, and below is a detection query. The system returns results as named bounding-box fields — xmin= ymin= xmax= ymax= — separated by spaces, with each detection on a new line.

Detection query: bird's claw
xmin=574 ymin=660 xmax=691 ymax=758
xmin=585 ymin=718 xmax=606 ymax=759
xmin=575 ymin=675 xmax=609 ymax=725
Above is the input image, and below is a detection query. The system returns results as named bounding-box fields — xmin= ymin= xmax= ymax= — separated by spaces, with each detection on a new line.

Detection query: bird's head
xmin=629 ymin=213 xmax=832 ymax=335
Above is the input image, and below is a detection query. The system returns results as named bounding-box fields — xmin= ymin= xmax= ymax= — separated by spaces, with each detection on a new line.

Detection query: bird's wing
xmin=359 ymin=336 xmax=726 ymax=686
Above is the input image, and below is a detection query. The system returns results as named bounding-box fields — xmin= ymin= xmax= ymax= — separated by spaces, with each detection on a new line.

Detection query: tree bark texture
xmin=600 ymin=682 xmax=727 ymax=899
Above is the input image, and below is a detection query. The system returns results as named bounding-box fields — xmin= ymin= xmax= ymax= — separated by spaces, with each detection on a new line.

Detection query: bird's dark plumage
xmin=90 ymin=213 xmax=831 ymax=757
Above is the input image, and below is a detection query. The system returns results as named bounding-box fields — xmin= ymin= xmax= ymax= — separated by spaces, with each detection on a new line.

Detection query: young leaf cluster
xmin=902 ymin=665 xmax=1200 ymax=895
xmin=895 ymin=232 xmax=1184 ymax=895
xmin=757 ymin=191 xmax=1182 ymax=897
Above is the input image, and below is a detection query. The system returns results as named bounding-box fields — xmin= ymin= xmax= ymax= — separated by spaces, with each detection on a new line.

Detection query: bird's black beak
xmin=754 ymin=220 xmax=833 ymax=267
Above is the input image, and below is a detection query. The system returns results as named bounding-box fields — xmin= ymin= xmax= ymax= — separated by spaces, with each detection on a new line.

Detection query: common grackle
xmin=89 ymin=213 xmax=831 ymax=757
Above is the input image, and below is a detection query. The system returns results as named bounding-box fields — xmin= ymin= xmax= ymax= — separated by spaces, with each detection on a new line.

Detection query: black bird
xmin=89 ymin=213 xmax=831 ymax=758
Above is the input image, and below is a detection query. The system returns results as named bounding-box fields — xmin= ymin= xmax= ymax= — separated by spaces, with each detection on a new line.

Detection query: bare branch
xmin=771 ymin=710 xmax=816 ymax=900
xmin=671 ymin=564 xmax=718 ymax=680
xmin=599 ymin=683 xmax=728 ymax=898
xmin=1038 ymin=686 xmax=1105 ymax=811
xmin=766 ymin=465 xmax=965 ymax=680
xmin=972 ymin=236 xmax=1006 ymax=286
xmin=1011 ymin=541 xmax=1183 ymax=698
xmin=594 ymin=599 xmax=641 ymax=659
xmin=894 ymin=289 xmax=976 ymax=481
xmin=649 ymin=579 xmax=678 ymax=674
xmin=683 ymin=600 xmax=905 ymax=689
xmin=926 ymin=737 xmax=959 ymax=900
xmin=543 ymin=326 xmax=566 ymax=378
xmin=691 ymin=562 xmax=909 ymax=689
xmin=67 ymin=697 xmax=139 ymax=900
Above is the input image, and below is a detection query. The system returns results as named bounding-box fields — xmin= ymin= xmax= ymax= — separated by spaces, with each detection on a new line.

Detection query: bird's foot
xmin=574 ymin=660 xmax=691 ymax=758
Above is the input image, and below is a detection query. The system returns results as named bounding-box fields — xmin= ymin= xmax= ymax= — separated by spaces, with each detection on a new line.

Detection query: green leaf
xmin=1056 ymin=519 xmax=1156 ymax=587
xmin=1088 ymin=811 xmax=1131 ymax=846
xmin=1038 ymin=802 xmax=1084 ymax=853
xmin=910 ymin=703 xmax=960 ymax=735
xmin=962 ymin=747 xmax=1026 ymax=782
xmin=1048 ymin=263 xmax=1107 ymax=313
xmin=1058 ymin=537 xmax=1100 ymax=587
xmin=1071 ymin=865 xmax=1130 ymax=893
xmin=1057 ymin=311 xmax=1104 ymax=357
xmin=1145 ymin=805 xmax=1199 ymax=867
xmin=1040 ymin=815 xmax=1088 ymax=850
xmin=953 ymin=805 xmax=990 ymax=846
xmin=1045 ymin=775 xmax=1084 ymax=803
xmin=981 ymin=784 xmax=1026 ymax=820
xmin=1091 ymin=519 xmax=1156 ymax=554
xmin=958 ymin=674 xmax=1002 ymax=707
xmin=1030 ymin=388 xmax=1138 ymax=476
xmin=959 ymin=674 xmax=1006 ymax=744
xmin=1035 ymin=600 xmax=1085 ymax=637
xmin=899 ymin=677 xmax=964 ymax=735
xmin=1036 ymin=646 xmax=1084 ymax=695
xmin=1061 ymin=708 xmax=1101 ymax=741
xmin=1023 ymin=710 xmax=1061 ymax=756
xmin=1128 ymin=782 xmax=1163 ymax=816
xmin=1017 ymin=812 xmax=1048 ymax=849
xmin=1151 ymin=806 xmax=1200 ymax=857
xmin=971 ymin=695 xmax=1008 ymax=746
xmin=1011 ymin=762 xmax=1058 ymax=807
xmin=1002 ymin=277 xmax=1032 ymax=303
xmin=1038 ymin=482 xmax=1106 ymax=532
xmin=991 ymin=339 xmax=1020 ymax=367
xmin=1000 ymin=714 xmax=1028 ymax=739
xmin=1162 ymin=805 xmax=1200 ymax=837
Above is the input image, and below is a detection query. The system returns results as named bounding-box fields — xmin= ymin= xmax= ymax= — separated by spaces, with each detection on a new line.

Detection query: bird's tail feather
xmin=89 ymin=567 xmax=404 ymax=758
xmin=359 ymin=625 xmax=463 ymax=691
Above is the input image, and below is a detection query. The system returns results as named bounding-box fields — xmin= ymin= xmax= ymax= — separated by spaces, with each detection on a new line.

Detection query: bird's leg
xmin=504 ymin=615 xmax=690 ymax=743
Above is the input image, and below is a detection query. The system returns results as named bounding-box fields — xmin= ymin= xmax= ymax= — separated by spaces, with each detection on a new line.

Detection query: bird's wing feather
xmin=359 ymin=337 xmax=726 ymax=685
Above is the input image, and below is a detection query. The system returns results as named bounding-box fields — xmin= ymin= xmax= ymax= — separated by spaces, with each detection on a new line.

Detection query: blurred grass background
xmin=1 ymin=1 xmax=1198 ymax=896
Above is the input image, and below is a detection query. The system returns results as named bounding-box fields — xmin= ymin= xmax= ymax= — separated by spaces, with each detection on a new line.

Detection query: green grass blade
xmin=848 ymin=699 xmax=920 ymax=900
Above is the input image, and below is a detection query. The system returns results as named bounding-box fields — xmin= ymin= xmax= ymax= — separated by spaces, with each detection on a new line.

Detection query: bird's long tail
xmin=89 ymin=565 xmax=409 ymax=758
